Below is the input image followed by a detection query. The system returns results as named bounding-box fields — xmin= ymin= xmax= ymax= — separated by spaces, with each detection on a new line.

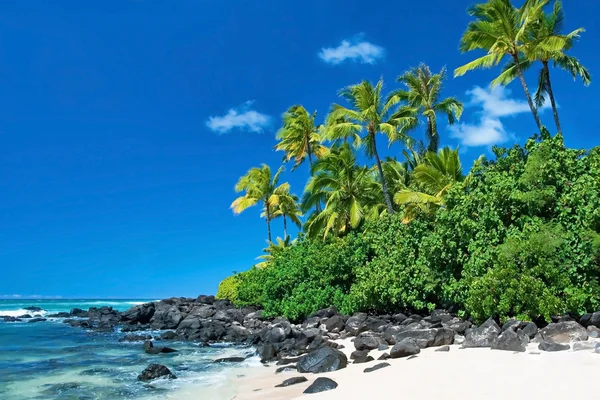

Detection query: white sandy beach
xmin=222 ymin=337 xmax=600 ymax=400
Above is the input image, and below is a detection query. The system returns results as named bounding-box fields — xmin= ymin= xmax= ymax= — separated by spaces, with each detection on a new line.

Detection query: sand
xmin=228 ymin=337 xmax=600 ymax=400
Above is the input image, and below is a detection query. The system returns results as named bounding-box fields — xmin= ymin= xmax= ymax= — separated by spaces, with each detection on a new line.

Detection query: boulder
xmin=303 ymin=377 xmax=338 ymax=394
xmin=491 ymin=329 xmax=527 ymax=352
xmin=258 ymin=343 xmax=277 ymax=362
xmin=70 ymin=308 xmax=87 ymax=317
xmin=394 ymin=328 xmax=454 ymax=349
xmin=137 ymin=364 xmax=176 ymax=381
xmin=302 ymin=317 xmax=321 ymax=329
xmin=323 ymin=315 xmax=345 ymax=332
xmin=463 ymin=318 xmax=501 ymax=348
xmin=275 ymin=376 xmax=308 ymax=387
xmin=196 ymin=295 xmax=215 ymax=304
xmin=345 ymin=313 xmax=368 ymax=335
xmin=160 ymin=331 xmax=178 ymax=340
xmin=392 ymin=313 xmax=408 ymax=324
xmin=378 ymin=353 xmax=390 ymax=360
xmin=353 ymin=355 xmax=374 ymax=364
xmin=28 ymin=318 xmax=47 ymax=323
xmin=390 ymin=338 xmax=421 ymax=359
xmin=18 ymin=314 xmax=32 ymax=319
xmin=47 ymin=312 xmax=70 ymax=318
xmin=354 ymin=332 xmax=385 ymax=351
xmin=24 ymin=306 xmax=44 ymax=312
xmin=520 ymin=322 xmax=538 ymax=339
xmin=587 ymin=325 xmax=600 ymax=339
xmin=435 ymin=345 xmax=450 ymax=352
xmin=383 ymin=326 xmax=404 ymax=345
xmin=364 ymin=362 xmax=391 ymax=373
xmin=121 ymin=303 xmax=155 ymax=325
xmin=572 ymin=342 xmax=597 ymax=352
xmin=88 ymin=307 xmax=121 ymax=329
xmin=150 ymin=305 xmax=183 ymax=330
xmin=538 ymin=341 xmax=570 ymax=352
xmin=309 ymin=306 xmax=338 ymax=319
xmin=296 ymin=347 xmax=347 ymax=373
xmin=143 ymin=341 xmax=177 ymax=354
xmin=538 ymin=321 xmax=588 ymax=343
xmin=502 ymin=319 xmax=525 ymax=332
xmin=443 ymin=319 xmax=471 ymax=335
xmin=350 ymin=350 xmax=369 ymax=360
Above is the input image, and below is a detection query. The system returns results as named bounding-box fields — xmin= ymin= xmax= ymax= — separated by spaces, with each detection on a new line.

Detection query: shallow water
xmin=0 ymin=299 xmax=256 ymax=400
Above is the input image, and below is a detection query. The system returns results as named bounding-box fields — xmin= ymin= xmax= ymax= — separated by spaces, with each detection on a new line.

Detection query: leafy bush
xmin=216 ymin=274 xmax=242 ymax=302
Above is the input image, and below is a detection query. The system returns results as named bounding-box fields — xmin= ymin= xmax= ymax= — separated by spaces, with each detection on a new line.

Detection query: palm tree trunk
xmin=543 ymin=61 xmax=562 ymax=135
xmin=371 ymin=132 xmax=394 ymax=214
xmin=426 ymin=116 xmax=438 ymax=153
xmin=513 ymin=54 xmax=543 ymax=131
xmin=306 ymin=135 xmax=321 ymax=213
xmin=283 ymin=215 xmax=287 ymax=238
xmin=266 ymin=204 xmax=272 ymax=242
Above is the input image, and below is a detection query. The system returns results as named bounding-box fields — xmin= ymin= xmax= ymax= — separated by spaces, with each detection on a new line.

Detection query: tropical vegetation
xmin=217 ymin=0 xmax=596 ymax=324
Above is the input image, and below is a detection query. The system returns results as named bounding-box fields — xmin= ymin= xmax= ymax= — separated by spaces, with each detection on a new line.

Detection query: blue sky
xmin=0 ymin=0 xmax=598 ymax=298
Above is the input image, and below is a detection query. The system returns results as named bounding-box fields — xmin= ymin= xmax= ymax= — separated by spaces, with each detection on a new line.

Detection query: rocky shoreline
xmin=7 ymin=295 xmax=600 ymax=394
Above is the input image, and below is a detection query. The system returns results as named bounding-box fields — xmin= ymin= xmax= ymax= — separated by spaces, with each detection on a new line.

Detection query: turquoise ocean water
xmin=0 ymin=299 xmax=256 ymax=400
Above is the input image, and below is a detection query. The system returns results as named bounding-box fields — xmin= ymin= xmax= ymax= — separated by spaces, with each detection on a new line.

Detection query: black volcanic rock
xmin=137 ymin=364 xmax=176 ymax=381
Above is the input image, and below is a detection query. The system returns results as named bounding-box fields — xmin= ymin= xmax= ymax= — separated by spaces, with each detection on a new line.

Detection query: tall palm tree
xmin=492 ymin=0 xmax=590 ymax=134
xmin=391 ymin=64 xmax=464 ymax=153
xmin=325 ymin=79 xmax=416 ymax=214
xmin=303 ymin=143 xmax=384 ymax=239
xmin=394 ymin=147 xmax=464 ymax=222
xmin=230 ymin=164 xmax=288 ymax=242
xmin=455 ymin=0 xmax=548 ymax=131
xmin=268 ymin=188 xmax=303 ymax=238
xmin=275 ymin=105 xmax=329 ymax=171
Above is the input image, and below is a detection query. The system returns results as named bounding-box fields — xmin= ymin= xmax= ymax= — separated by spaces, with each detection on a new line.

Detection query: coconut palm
xmin=394 ymin=147 xmax=464 ymax=222
xmin=391 ymin=64 xmax=463 ymax=153
xmin=275 ymin=105 xmax=329 ymax=171
xmin=491 ymin=0 xmax=590 ymax=134
xmin=230 ymin=164 xmax=289 ymax=242
xmin=255 ymin=236 xmax=295 ymax=269
xmin=267 ymin=188 xmax=303 ymax=238
xmin=303 ymin=143 xmax=385 ymax=239
xmin=325 ymin=79 xmax=416 ymax=214
xmin=454 ymin=0 xmax=548 ymax=131
xmin=378 ymin=157 xmax=410 ymax=199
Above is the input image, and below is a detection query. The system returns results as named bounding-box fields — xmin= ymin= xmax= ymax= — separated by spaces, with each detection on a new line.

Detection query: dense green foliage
xmin=222 ymin=134 xmax=600 ymax=322
xmin=215 ymin=275 xmax=241 ymax=303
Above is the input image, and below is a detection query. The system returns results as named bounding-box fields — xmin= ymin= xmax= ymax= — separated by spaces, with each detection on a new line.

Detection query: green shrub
xmin=232 ymin=133 xmax=600 ymax=323
xmin=216 ymin=274 xmax=241 ymax=302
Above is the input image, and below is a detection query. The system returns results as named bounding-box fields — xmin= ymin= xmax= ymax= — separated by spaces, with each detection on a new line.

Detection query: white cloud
xmin=318 ymin=35 xmax=385 ymax=65
xmin=449 ymin=86 xmax=549 ymax=147
xmin=206 ymin=101 xmax=271 ymax=134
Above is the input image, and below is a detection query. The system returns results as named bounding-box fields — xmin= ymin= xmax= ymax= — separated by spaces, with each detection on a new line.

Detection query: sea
xmin=0 ymin=299 xmax=259 ymax=400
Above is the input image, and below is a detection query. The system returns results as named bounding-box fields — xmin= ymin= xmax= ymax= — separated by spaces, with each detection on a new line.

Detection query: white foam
xmin=0 ymin=309 xmax=48 ymax=318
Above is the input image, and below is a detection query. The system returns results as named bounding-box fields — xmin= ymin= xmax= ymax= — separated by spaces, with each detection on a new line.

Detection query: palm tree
xmin=303 ymin=143 xmax=384 ymax=239
xmin=230 ymin=164 xmax=288 ymax=242
xmin=394 ymin=147 xmax=464 ymax=222
xmin=492 ymin=0 xmax=590 ymax=134
xmin=275 ymin=105 xmax=329 ymax=171
xmin=268 ymin=188 xmax=303 ymax=238
xmin=325 ymin=79 xmax=416 ymax=214
xmin=455 ymin=0 xmax=548 ymax=131
xmin=391 ymin=64 xmax=464 ymax=153
xmin=255 ymin=236 xmax=296 ymax=269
